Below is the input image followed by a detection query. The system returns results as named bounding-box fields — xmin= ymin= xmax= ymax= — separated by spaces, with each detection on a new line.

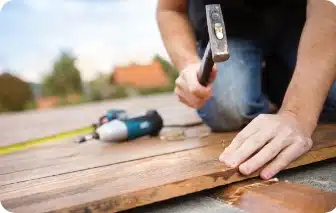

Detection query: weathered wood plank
xmin=213 ymin=179 xmax=336 ymax=213
xmin=1 ymin=124 xmax=335 ymax=186
xmin=1 ymin=140 xmax=335 ymax=213
xmin=0 ymin=126 xmax=226 ymax=186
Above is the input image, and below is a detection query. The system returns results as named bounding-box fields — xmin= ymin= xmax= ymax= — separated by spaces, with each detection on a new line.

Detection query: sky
xmin=0 ymin=0 xmax=170 ymax=83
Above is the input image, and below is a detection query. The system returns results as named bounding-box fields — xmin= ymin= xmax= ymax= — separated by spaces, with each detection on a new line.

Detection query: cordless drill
xmin=76 ymin=110 xmax=163 ymax=143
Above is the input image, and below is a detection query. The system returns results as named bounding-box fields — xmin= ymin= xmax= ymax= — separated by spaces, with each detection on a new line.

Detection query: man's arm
xmin=219 ymin=0 xmax=336 ymax=180
xmin=156 ymin=0 xmax=214 ymax=109
xmin=280 ymin=0 xmax=336 ymax=134
xmin=156 ymin=0 xmax=200 ymax=71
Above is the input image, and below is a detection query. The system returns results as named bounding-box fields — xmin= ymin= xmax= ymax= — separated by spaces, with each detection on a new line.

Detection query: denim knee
xmin=197 ymin=96 xmax=266 ymax=132
xmin=196 ymin=38 xmax=270 ymax=132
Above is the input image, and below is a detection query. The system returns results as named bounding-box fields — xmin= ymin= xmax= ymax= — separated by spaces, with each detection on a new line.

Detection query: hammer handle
xmin=198 ymin=42 xmax=214 ymax=86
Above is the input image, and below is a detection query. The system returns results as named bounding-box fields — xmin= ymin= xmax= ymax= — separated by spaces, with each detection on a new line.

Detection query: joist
xmin=0 ymin=124 xmax=335 ymax=213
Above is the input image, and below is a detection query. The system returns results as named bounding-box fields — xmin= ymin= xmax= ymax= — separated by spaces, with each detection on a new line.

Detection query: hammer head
xmin=205 ymin=4 xmax=229 ymax=62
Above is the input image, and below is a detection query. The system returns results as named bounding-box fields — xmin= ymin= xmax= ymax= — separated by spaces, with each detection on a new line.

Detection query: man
xmin=156 ymin=0 xmax=336 ymax=180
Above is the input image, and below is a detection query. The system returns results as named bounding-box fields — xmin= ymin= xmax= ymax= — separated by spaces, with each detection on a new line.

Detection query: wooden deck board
xmin=1 ymin=124 xmax=334 ymax=186
xmin=0 ymin=126 xmax=225 ymax=185
xmin=1 ymin=124 xmax=335 ymax=213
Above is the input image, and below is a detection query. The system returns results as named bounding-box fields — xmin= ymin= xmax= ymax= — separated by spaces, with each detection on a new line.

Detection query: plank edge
xmin=50 ymin=146 xmax=336 ymax=213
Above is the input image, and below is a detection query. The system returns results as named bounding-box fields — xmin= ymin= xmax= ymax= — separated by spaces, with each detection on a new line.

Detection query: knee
xmin=198 ymin=97 xmax=267 ymax=132
xmin=197 ymin=98 xmax=252 ymax=132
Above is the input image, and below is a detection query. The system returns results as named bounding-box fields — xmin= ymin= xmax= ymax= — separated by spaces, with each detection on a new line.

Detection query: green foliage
xmin=153 ymin=55 xmax=179 ymax=83
xmin=24 ymin=101 xmax=37 ymax=110
xmin=110 ymin=85 xmax=129 ymax=99
xmin=88 ymin=73 xmax=129 ymax=101
xmin=0 ymin=53 xmax=179 ymax=112
xmin=0 ymin=73 xmax=33 ymax=112
xmin=42 ymin=51 xmax=83 ymax=96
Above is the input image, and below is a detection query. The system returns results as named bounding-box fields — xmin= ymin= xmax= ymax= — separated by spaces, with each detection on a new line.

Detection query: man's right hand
xmin=157 ymin=0 xmax=214 ymax=109
xmin=174 ymin=62 xmax=216 ymax=109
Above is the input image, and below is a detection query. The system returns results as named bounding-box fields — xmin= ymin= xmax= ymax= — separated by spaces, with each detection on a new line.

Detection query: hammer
xmin=198 ymin=4 xmax=229 ymax=86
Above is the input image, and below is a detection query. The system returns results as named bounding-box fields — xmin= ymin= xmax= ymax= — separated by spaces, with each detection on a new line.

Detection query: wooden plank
xmin=1 ymin=135 xmax=335 ymax=213
xmin=213 ymin=179 xmax=336 ymax=213
xmin=0 ymin=126 xmax=226 ymax=186
xmin=1 ymin=124 xmax=334 ymax=186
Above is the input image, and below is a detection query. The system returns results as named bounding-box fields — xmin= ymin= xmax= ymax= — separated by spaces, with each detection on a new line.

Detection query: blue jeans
xmin=196 ymin=5 xmax=336 ymax=132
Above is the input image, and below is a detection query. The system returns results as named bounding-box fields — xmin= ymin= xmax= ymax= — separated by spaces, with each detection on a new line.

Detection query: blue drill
xmin=77 ymin=110 xmax=163 ymax=143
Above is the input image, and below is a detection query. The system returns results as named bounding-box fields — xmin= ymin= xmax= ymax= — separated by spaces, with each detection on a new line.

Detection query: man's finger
xmin=175 ymin=88 xmax=192 ymax=107
xmin=175 ymin=86 xmax=203 ymax=108
xmin=239 ymin=134 xmax=290 ymax=175
xmin=187 ymin=71 xmax=212 ymax=99
xmin=260 ymin=138 xmax=312 ymax=179
xmin=188 ymin=84 xmax=211 ymax=100
xmin=219 ymin=122 xmax=260 ymax=161
xmin=232 ymin=117 xmax=261 ymax=143
xmin=178 ymin=95 xmax=193 ymax=108
xmin=175 ymin=77 xmax=185 ymax=88
xmin=222 ymin=129 xmax=274 ymax=167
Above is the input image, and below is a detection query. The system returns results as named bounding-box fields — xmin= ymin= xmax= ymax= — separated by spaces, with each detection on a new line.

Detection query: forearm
xmin=280 ymin=0 xmax=336 ymax=134
xmin=156 ymin=2 xmax=200 ymax=70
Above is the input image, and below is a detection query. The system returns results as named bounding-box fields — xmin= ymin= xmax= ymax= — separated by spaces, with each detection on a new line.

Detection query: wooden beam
xmin=1 ymin=124 xmax=335 ymax=213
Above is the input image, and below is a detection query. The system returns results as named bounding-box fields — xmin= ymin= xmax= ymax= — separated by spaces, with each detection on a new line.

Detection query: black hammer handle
xmin=198 ymin=42 xmax=214 ymax=86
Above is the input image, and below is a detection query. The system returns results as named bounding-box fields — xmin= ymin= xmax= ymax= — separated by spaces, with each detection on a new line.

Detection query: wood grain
xmin=0 ymin=126 xmax=231 ymax=186
xmin=214 ymin=180 xmax=336 ymax=213
xmin=1 ymin=140 xmax=335 ymax=213
xmin=1 ymin=124 xmax=334 ymax=186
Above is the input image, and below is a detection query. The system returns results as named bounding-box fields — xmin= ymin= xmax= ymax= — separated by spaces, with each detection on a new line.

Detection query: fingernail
xmin=224 ymin=159 xmax=236 ymax=168
xmin=219 ymin=153 xmax=229 ymax=162
xmin=261 ymin=171 xmax=272 ymax=180
xmin=239 ymin=165 xmax=250 ymax=175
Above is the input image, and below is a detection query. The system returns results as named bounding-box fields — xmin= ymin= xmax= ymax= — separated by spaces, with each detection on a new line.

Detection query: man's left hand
xmin=219 ymin=111 xmax=314 ymax=179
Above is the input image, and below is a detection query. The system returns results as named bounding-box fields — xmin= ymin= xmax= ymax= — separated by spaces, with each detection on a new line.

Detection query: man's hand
xmin=219 ymin=111 xmax=313 ymax=180
xmin=175 ymin=62 xmax=216 ymax=109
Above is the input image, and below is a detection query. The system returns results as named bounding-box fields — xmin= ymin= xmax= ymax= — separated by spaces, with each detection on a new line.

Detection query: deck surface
xmin=0 ymin=93 xmax=335 ymax=213
xmin=0 ymin=93 xmax=200 ymax=146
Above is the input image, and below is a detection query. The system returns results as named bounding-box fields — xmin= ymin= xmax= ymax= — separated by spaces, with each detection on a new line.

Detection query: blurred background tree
xmin=0 ymin=53 xmax=178 ymax=112
xmin=0 ymin=72 xmax=33 ymax=112
xmin=89 ymin=73 xmax=128 ymax=101
xmin=42 ymin=51 xmax=83 ymax=96
xmin=154 ymin=55 xmax=179 ymax=83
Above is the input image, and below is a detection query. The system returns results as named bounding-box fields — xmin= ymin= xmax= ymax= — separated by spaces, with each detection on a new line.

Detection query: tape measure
xmin=0 ymin=126 xmax=94 ymax=155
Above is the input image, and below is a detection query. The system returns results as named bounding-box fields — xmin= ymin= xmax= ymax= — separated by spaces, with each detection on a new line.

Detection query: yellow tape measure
xmin=0 ymin=126 xmax=94 ymax=155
